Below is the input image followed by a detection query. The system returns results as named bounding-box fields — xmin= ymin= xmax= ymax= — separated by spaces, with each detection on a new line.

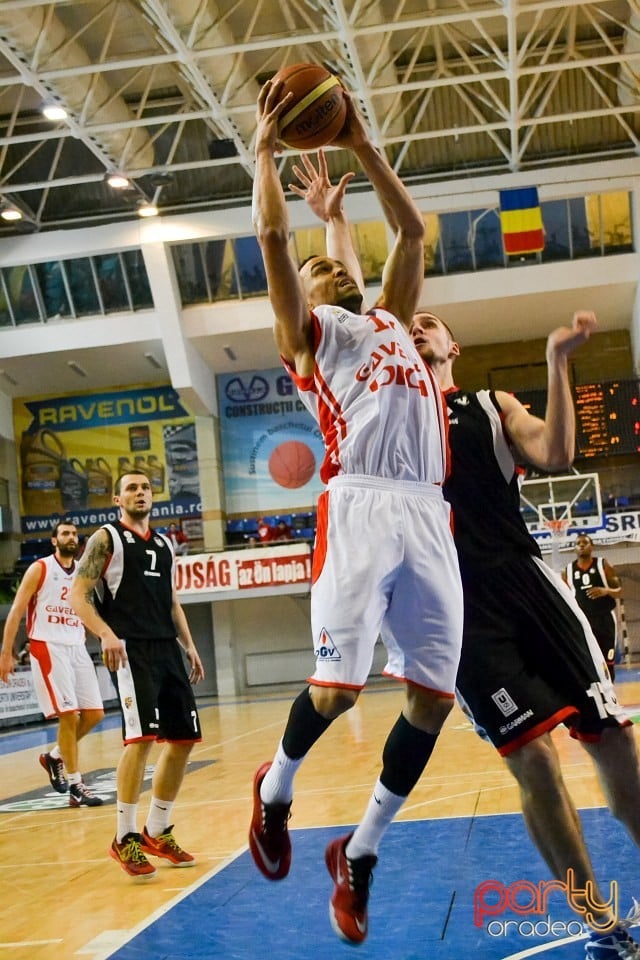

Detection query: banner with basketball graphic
xmin=14 ymin=384 xmax=202 ymax=534
xmin=217 ymin=367 xmax=325 ymax=513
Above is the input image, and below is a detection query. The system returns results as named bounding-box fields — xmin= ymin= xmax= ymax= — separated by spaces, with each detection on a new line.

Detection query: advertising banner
xmin=217 ymin=368 xmax=325 ymax=514
xmin=14 ymin=384 xmax=201 ymax=534
xmin=175 ymin=543 xmax=312 ymax=597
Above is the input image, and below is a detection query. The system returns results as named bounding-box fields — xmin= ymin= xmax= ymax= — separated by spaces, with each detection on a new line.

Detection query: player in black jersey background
xmin=563 ymin=534 xmax=622 ymax=680
xmin=298 ymin=157 xmax=640 ymax=957
xmin=70 ymin=471 xmax=204 ymax=880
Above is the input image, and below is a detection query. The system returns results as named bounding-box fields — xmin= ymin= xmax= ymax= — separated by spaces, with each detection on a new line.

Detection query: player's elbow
xmin=399 ymin=215 xmax=425 ymax=243
xmin=255 ymin=220 xmax=289 ymax=252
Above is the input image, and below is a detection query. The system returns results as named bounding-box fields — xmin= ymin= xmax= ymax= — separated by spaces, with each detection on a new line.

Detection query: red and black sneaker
xmin=248 ymin=762 xmax=292 ymax=880
xmin=140 ymin=825 xmax=195 ymax=867
xmin=109 ymin=833 xmax=157 ymax=880
xmin=325 ymin=833 xmax=377 ymax=944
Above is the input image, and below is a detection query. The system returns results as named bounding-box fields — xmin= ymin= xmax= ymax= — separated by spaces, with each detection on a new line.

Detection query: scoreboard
xmin=517 ymin=378 xmax=640 ymax=459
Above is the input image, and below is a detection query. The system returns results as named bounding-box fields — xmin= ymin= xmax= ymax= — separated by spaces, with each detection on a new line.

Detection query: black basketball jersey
xmin=565 ymin=557 xmax=616 ymax=616
xmin=95 ymin=521 xmax=176 ymax=641
xmin=443 ymin=387 xmax=540 ymax=575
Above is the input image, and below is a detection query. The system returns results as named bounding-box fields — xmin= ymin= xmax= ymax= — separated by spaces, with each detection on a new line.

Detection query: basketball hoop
xmin=542 ymin=518 xmax=571 ymax=573
xmin=542 ymin=518 xmax=571 ymax=538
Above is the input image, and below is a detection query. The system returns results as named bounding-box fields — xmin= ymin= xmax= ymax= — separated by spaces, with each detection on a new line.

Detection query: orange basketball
xmin=271 ymin=62 xmax=347 ymax=151
xmin=268 ymin=440 xmax=317 ymax=489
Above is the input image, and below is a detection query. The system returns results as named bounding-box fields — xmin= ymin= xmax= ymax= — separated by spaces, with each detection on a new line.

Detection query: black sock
xmin=380 ymin=713 xmax=438 ymax=797
xmin=281 ymin=687 xmax=333 ymax=759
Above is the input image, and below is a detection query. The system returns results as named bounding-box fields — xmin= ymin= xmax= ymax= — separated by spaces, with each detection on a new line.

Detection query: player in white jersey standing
xmin=0 ymin=520 xmax=104 ymax=807
xmin=248 ymin=82 xmax=463 ymax=944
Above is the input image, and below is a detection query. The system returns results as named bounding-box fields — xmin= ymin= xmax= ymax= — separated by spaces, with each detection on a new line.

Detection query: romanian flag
xmin=499 ymin=187 xmax=544 ymax=255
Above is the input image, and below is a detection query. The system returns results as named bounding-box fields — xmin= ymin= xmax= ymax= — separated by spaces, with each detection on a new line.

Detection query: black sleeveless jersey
xmin=95 ymin=521 xmax=176 ymax=641
xmin=565 ymin=557 xmax=616 ymax=615
xmin=443 ymin=387 xmax=541 ymax=577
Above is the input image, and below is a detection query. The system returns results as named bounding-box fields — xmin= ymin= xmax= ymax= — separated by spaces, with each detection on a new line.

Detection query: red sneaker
xmin=248 ymin=762 xmax=292 ymax=880
xmin=140 ymin=825 xmax=195 ymax=867
xmin=325 ymin=833 xmax=377 ymax=944
xmin=109 ymin=833 xmax=156 ymax=880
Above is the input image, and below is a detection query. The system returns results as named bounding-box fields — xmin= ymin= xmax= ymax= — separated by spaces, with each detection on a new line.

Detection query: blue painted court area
xmin=105 ymin=808 xmax=638 ymax=960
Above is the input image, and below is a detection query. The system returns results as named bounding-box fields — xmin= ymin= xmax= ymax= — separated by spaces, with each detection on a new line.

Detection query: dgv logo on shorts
xmin=314 ymin=628 xmax=341 ymax=661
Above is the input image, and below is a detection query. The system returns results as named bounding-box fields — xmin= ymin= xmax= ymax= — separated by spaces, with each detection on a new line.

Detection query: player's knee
xmin=404 ymin=688 xmax=454 ymax=734
xmin=505 ymin=735 xmax=561 ymax=789
xmin=310 ymin=685 xmax=358 ymax=719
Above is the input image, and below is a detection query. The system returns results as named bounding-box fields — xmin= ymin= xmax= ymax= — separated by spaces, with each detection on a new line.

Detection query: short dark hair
xmin=574 ymin=534 xmax=593 ymax=546
xmin=114 ymin=469 xmax=152 ymax=496
xmin=51 ymin=518 xmax=77 ymax=538
xmin=414 ymin=308 xmax=456 ymax=342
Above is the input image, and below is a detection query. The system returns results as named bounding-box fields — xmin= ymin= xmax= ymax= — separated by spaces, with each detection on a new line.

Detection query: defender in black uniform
xmin=70 ymin=471 xmax=204 ymax=879
xmin=410 ymin=310 xmax=640 ymax=959
xmin=563 ymin=534 xmax=622 ymax=679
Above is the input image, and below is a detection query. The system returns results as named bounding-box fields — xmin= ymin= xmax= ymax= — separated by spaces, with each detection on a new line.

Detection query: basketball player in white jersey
xmin=299 ymin=157 xmax=640 ymax=958
xmin=248 ymin=81 xmax=463 ymax=944
xmin=0 ymin=520 xmax=104 ymax=807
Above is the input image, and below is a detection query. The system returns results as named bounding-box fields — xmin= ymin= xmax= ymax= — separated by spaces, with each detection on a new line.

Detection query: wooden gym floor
xmin=1 ymin=672 xmax=639 ymax=960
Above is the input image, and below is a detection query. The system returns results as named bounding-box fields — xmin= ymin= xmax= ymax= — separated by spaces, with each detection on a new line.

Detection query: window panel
xmin=122 ymin=250 xmax=153 ymax=308
xmin=94 ymin=253 xmax=129 ymax=312
xmin=234 ymin=235 xmax=267 ymax=297
xmin=65 ymin=257 xmax=101 ymax=315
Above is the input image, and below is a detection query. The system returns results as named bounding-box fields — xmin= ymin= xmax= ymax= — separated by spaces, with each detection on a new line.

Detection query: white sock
xmin=145 ymin=797 xmax=174 ymax=837
xmin=260 ymin=741 xmax=304 ymax=804
xmin=49 ymin=745 xmax=62 ymax=760
xmin=116 ymin=801 xmax=138 ymax=842
xmin=67 ymin=772 xmax=82 ymax=786
xmin=346 ymin=779 xmax=405 ymax=859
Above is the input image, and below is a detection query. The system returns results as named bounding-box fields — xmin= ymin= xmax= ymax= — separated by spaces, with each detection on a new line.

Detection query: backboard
xmin=520 ymin=472 xmax=603 ymax=534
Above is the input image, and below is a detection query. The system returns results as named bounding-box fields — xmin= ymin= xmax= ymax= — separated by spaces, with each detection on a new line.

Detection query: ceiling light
xmin=223 ymin=345 xmax=237 ymax=361
xmin=105 ymin=172 xmax=130 ymax=190
xmin=1 ymin=204 xmax=22 ymax=221
xmin=137 ymin=200 xmax=158 ymax=218
xmin=42 ymin=102 xmax=68 ymax=121
xmin=67 ymin=360 xmax=88 ymax=377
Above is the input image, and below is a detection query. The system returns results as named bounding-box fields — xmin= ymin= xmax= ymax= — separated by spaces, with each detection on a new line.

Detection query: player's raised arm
xmin=331 ymin=93 xmax=425 ymax=329
xmin=497 ymin=311 xmax=597 ymax=470
xmin=252 ymin=79 xmax=313 ymax=376
xmin=289 ymin=151 xmax=365 ymax=301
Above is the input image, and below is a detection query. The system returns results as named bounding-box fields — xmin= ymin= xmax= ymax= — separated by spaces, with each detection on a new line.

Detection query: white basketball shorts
xmin=309 ymin=475 xmax=463 ymax=695
xmin=29 ymin=640 xmax=103 ymax=717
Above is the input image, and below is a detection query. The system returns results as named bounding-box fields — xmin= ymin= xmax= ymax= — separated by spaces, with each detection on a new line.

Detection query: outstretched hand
xmin=289 ymin=150 xmax=355 ymax=222
xmin=546 ymin=310 xmax=598 ymax=359
xmin=255 ymin=78 xmax=292 ymax=155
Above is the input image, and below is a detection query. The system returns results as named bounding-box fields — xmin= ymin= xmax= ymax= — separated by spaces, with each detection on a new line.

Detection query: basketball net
xmin=543 ymin=518 xmax=571 ymax=572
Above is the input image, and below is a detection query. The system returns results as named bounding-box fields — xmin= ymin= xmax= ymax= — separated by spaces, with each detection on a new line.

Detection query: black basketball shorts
xmin=455 ymin=555 xmax=627 ymax=756
xmin=112 ymin=637 xmax=202 ymax=744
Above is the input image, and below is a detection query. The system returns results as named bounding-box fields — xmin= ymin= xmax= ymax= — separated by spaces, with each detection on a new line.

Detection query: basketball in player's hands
xmin=270 ymin=63 xmax=347 ymax=150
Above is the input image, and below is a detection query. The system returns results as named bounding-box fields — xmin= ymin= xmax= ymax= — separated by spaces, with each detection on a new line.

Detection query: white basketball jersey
xmin=287 ymin=305 xmax=448 ymax=484
xmin=26 ymin=554 xmax=85 ymax=646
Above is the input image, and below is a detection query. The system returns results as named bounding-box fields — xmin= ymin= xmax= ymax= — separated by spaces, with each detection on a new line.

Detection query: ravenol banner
xmin=14 ymin=384 xmax=201 ymax=534
xmin=217 ymin=368 xmax=325 ymax=514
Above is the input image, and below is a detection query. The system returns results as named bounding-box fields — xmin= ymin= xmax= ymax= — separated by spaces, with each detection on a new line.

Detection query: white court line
xmin=0 ymin=940 xmax=63 ymax=948
xmin=500 ymin=932 xmax=587 ymax=958
xmin=81 ymin=843 xmax=250 ymax=960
